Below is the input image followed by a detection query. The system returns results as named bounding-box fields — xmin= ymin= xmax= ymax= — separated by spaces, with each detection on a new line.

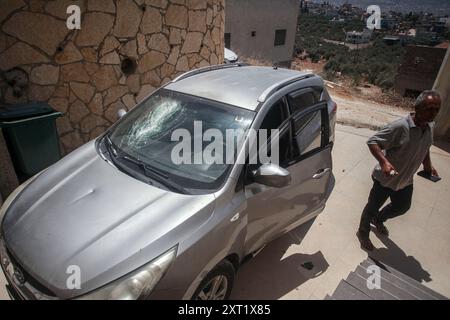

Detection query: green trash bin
xmin=0 ymin=102 xmax=62 ymax=182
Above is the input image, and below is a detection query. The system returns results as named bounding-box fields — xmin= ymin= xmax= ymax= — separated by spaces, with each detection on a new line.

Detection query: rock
xmin=148 ymin=34 xmax=170 ymax=54
xmin=198 ymin=59 xmax=209 ymax=68
xmin=203 ymin=31 xmax=214 ymax=50
xmin=4 ymin=87 xmax=27 ymax=104
xmin=142 ymin=70 xmax=161 ymax=87
xmin=88 ymin=0 xmax=115 ymax=13
xmin=188 ymin=0 xmax=207 ymax=10
xmin=210 ymin=53 xmax=218 ymax=65
xmin=165 ymin=5 xmax=188 ymax=29
xmin=206 ymin=8 xmax=213 ymax=25
xmin=61 ymin=63 xmax=90 ymax=83
xmin=105 ymin=101 xmax=126 ymax=122
xmin=169 ymin=28 xmax=182 ymax=45
xmin=188 ymin=54 xmax=201 ymax=69
xmin=0 ymin=0 xmax=25 ymax=24
xmin=145 ymin=0 xmax=167 ymax=8
xmin=49 ymin=97 xmax=69 ymax=113
xmin=80 ymin=114 xmax=107 ymax=133
xmin=55 ymin=42 xmax=83 ymax=65
xmin=76 ymin=13 xmax=115 ymax=47
xmin=181 ymin=32 xmax=203 ymax=54
xmin=28 ymin=85 xmax=55 ymax=101
xmin=56 ymin=116 xmax=73 ymax=135
xmin=138 ymin=50 xmax=166 ymax=73
xmin=0 ymin=42 xmax=48 ymax=70
xmin=122 ymin=94 xmax=136 ymax=109
xmin=136 ymin=84 xmax=155 ymax=103
xmin=114 ymin=0 xmax=143 ymax=38
xmin=30 ymin=64 xmax=59 ymax=85
xmin=61 ymin=131 xmax=84 ymax=153
xmin=200 ymin=46 xmax=210 ymax=60
xmin=119 ymin=40 xmax=138 ymax=59
xmin=84 ymin=63 xmax=100 ymax=76
xmin=171 ymin=0 xmax=185 ymax=4
xmin=45 ymin=0 xmax=85 ymax=19
xmin=100 ymin=51 xmax=121 ymax=64
xmin=100 ymin=36 xmax=120 ymax=57
xmin=91 ymin=66 xmax=118 ymax=91
xmin=80 ymin=48 xmax=98 ymax=62
xmin=213 ymin=13 xmax=221 ymax=28
xmin=3 ymin=11 xmax=68 ymax=55
xmin=70 ymin=82 xmax=95 ymax=104
xmin=126 ymin=75 xmax=141 ymax=94
xmin=160 ymin=63 xmax=175 ymax=79
xmin=137 ymin=33 xmax=148 ymax=55
xmin=89 ymin=93 xmax=104 ymax=115
xmin=69 ymin=100 xmax=90 ymax=123
xmin=89 ymin=126 xmax=108 ymax=140
xmin=176 ymin=55 xmax=189 ymax=71
xmin=140 ymin=6 xmax=162 ymax=34
xmin=53 ymin=86 xmax=70 ymax=98
xmin=167 ymin=46 xmax=180 ymax=65
xmin=104 ymin=85 xmax=129 ymax=105
xmin=189 ymin=10 xmax=206 ymax=33
xmin=211 ymin=27 xmax=221 ymax=46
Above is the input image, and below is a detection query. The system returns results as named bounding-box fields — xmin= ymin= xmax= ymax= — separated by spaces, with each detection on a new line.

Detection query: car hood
xmin=1 ymin=140 xmax=215 ymax=299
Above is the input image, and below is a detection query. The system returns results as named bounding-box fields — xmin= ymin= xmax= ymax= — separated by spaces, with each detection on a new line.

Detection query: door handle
xmin=313 ymin=168 xmax=331 ymax=179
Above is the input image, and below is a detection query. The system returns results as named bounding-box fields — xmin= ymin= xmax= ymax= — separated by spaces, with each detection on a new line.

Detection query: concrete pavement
xmin=1 ymin=124 xmax=449 ymax=300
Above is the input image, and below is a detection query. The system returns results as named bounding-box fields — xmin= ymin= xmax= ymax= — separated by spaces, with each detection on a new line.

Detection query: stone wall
xmin=0 ymin=0 xmax=225 ymax=154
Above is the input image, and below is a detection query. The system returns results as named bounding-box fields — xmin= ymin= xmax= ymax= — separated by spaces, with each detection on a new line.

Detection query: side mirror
xmin=251 ymin=163 xmax=291 ymax=188
xmin=117 ymin=108 xmax=127 ymax=119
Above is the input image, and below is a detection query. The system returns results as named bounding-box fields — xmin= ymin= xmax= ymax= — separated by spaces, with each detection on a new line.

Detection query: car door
xmin=242 ymin=89 xmax=333 ymax=254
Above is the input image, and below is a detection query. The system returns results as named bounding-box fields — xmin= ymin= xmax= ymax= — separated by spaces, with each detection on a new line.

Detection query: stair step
xmin=364 ymin=258 xmax=447 ymax=300
xmin=345 ymin=271 xmax=398 ymax=300
xmin=355 ymin=265 xmax=419 ymax=300
xmin=331 ymin=280 xmax=372 ymax=300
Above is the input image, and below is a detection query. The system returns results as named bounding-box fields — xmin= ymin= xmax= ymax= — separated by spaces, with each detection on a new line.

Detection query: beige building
xmin=0 ymin=0 xmax=225 ymax=199
xmin=224 ymin=0 xmax=299 ymax=67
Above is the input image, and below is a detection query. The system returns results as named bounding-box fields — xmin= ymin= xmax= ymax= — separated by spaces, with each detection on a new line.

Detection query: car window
xmin=293 ymin=109 xmax=323 ymax=157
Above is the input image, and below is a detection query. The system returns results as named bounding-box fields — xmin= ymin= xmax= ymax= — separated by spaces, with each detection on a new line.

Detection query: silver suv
xmin=0 ymin=64 xmax=336 ymax=300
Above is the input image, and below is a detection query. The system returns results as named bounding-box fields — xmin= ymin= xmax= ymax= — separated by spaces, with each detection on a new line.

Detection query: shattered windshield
xmin=108 ymin=89 xmax=254 ymax=192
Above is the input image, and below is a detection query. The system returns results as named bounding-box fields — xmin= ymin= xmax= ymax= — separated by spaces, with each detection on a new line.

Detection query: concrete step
xmin=364 ymin=258 xmax=448 ymax=300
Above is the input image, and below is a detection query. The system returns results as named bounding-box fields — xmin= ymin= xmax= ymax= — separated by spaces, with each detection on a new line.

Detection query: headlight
xmin=0 ymin=175 xmax=38 ymax=230
xmin=77 ymin=246 xmax=177 ymax=300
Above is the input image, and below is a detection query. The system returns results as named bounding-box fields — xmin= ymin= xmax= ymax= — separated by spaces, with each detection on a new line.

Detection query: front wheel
xmin=192 ymin=260 xmax=235 ymax=300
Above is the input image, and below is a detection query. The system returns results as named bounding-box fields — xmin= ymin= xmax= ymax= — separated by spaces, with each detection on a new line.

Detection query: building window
xmin=274 ymin=29 xmax=286 ymax=46
xmin=251 ymin=31 xmax=256 ymax=37
xmin=225 ymin=33 xmax=231 ymax=49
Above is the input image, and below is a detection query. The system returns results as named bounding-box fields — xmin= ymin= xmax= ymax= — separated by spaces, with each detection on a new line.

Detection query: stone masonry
xmin=0 ymin=0 xmax=225 ymax=154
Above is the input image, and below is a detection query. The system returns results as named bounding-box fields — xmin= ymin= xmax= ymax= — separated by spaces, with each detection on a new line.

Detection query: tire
xmin=192 ymin=260 xmax=235 ymax=300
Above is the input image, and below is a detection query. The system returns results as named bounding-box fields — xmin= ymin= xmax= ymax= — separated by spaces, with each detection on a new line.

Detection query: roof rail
xmin=257 ymin=73 xmax=314 ymax=103
xmin=171 ymin=62 xmax=249 ymax=83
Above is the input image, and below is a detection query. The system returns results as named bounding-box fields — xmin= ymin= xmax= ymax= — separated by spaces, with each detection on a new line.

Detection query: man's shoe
xmin=356 ymin=231 xmax=375 ymax=251
xmin=371 ymin=219 xmax=389 ymax=236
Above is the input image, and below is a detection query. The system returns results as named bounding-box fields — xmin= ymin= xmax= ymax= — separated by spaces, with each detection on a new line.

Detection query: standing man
xmin=357 ymin=90 xmax=442 ymax=251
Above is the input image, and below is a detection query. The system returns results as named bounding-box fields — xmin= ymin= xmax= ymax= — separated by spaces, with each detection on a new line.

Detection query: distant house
xmin=224 ymin=0 xmax=299 ymax=67
xmin=383 ymin=36 xmax=401 ymax=46
xmin=394 ymin=45 xmax=447 ymax=98
xmin=345 ymin=29 xmax=373 ymax=44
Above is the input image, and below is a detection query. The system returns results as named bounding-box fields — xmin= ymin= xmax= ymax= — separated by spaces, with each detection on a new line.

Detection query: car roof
xmin=165 ymin=65 xmax=313 ymax=111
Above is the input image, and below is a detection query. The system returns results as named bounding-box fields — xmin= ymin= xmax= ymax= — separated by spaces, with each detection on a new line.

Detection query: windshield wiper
xmin=119 ymin=155 xmax=189 ymax=194
xmin=103 ymin=135 xmax=188 ymax=194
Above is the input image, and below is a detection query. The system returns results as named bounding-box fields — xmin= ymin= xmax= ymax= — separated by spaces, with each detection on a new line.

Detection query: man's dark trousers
xmin=358 ymin=178 xmax=413 ymax=237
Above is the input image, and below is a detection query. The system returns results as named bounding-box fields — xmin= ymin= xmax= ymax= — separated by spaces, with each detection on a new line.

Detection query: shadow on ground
xmin=230 ymin=218 xmax=329 ymax=299
xmin=370 ymin=232 xmax=432 ymax=283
